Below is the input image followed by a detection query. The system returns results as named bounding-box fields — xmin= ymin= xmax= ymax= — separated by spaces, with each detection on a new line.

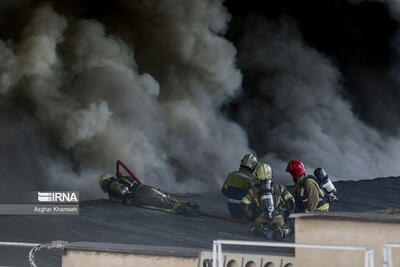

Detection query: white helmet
xmin=240 ymin=153 xmax=258 ymax=171
xmin=256 ymin=163 xmax=273 ymax=181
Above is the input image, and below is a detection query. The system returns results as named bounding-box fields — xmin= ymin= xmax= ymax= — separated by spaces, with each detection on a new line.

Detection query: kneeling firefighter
xmin=241 ymin=163 xmax=295 ymax=240
xmin=100 ymin=161 xmax=199 ymax=217
xmin=286 ymin=160 xmax=338 ymax=213
xmin=222 ymin=153 xmax=258 ymax=219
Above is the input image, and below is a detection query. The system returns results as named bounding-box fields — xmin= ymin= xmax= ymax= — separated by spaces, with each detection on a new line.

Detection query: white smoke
xmin=234 ymin=16 xmax=400 ymax=183
xmin=0 ymin=2 xmax=250 ymax=198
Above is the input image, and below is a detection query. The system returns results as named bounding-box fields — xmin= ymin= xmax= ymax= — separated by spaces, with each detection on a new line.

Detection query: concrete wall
xmin=61 ymin=242 xmax=295 ymax=267
xmin=199 ymin=250 xmax=295 ymax=267
xmin=62 ymin=250 xmax=198 ymax=267
xmin=295 ymin=215 xmax=400 ymax=267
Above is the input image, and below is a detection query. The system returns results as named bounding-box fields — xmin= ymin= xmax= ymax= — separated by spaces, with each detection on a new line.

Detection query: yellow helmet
xmin=256 ymin=163 xmax=273 ymax=180
xmin=240 ymin=153 xmax=258 ymax=170
xmin=99 ymin=174 xmax=113 ymax=192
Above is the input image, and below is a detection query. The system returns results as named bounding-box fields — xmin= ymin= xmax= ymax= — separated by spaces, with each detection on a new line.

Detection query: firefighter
xmin=222 ymin=153 xmax=258 ymax=218
xmin=99 ymin=174 xmax=199 ymax=217
xmin=241 ymin=163 xmax=295 ymax=240
xmin=286 ymin=160 xmax=329 ymax=212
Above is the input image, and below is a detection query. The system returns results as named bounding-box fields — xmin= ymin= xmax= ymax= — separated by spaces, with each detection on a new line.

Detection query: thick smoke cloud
xmin=232 ymin=16 xmax=400 ymax=183
xmin=0 ymin=1 xmax=250 ymax=198
xmin=1 ymin=0 xmax=400 ymax=200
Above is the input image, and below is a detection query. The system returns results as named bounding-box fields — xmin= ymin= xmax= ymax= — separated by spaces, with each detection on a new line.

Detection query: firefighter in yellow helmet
xmin=99 ymin=174 xmax=199 ymax=217
xmin=241 ymin=163 xmax=295 ymax=240
xmin=222 ymin=153 xmax=258 ymax=218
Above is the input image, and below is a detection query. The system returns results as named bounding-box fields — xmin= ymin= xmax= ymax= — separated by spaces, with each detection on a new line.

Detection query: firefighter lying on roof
xmin=99 ymin=161 xmax=200 ymax=217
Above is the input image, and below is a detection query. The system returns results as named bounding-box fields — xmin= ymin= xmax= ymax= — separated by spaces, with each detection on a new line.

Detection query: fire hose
xmin=28 ymin=240 xmax=68 ymax=267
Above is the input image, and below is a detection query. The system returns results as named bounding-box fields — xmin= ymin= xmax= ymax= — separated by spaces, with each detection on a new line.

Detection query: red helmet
xmin=286 ymin=160 xmax=305 ymax=179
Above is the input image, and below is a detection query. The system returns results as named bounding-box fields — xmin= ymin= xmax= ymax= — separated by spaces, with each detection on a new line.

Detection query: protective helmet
xmin=240 ymin=153 xmax=258 ymax=170
xmin=256 ymin=163 xmax=273 ymax=180
xmin=286 ymin=160 xmax=305 ymax=178
xmin=99 ymin=174 xmax=113 ymax=192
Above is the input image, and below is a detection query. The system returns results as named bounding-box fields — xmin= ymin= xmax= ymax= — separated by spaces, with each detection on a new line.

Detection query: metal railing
xmin=212 ymin=240 xmax=374 ymax=267
xmin=383 ymin=244 xmax=400 ymax=267
xmin=0 ymin=242 xmax=41 ymax=248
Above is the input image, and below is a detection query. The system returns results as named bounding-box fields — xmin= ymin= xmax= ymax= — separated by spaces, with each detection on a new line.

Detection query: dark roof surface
xmin=1 ymin=176 xmax=400 ymax=266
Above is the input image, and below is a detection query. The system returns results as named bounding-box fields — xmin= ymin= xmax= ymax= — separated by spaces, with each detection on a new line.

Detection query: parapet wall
xmin=292 ymin=212 xmax=400 ymax=267
xmin=199 ymin=250 xmax=295 ymax=267
xmin=61 ymin=242 xmax=295 ymax=267
xmin=57 ymin=212 xmax=400 ymax=267
xmin=62 ymin=242 xmax=199 ymax=267
xmin=63 ymin=250 xmax=198 ymax=267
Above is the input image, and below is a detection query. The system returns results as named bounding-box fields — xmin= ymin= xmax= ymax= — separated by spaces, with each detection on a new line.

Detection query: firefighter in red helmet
xmin=286 ymin=160 xmax=329 ymax=213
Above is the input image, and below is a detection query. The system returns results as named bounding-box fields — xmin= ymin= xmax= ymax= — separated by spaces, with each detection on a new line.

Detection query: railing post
xmin=212 ymin=241 xmax=217 ymax=267
xmin=368 ymin=249 xmax=374 ymax=267
xmin=383 ymin=245 xmax=388 ymax=267
xmin=388 ymin=246 xmax=393 ymax=267
xmin=218 ymin=242 xmax=223 ymax=267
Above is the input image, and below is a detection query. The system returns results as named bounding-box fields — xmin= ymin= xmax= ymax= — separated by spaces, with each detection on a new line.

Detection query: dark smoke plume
xmin=0 ymin=1 xmax=250 ymax=198
xmin=230 ymin=15 xmax=400 ymax=183
xmin=1 ymin=0 xmax=400 ymax=199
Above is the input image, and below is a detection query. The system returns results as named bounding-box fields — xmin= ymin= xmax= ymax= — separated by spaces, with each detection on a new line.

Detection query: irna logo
xmin=38 ymin=192 xmax=79 ymax=203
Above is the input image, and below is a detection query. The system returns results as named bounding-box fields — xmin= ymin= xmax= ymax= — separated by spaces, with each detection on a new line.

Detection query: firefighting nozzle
xmin=314 ymin=168 xmax=339 ymax=203
xmin=257 ymin=179 xmax=275 ymax=220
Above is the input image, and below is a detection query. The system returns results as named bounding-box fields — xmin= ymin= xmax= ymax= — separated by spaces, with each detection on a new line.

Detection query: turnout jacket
xmin=222 ymin=167 xmax=256 ymax=218
xmin=241 ymin=183 xmax=295 ymax=227
xmin=292 ymin=174 xmax=329 ymax=212
xmin=222 ymin=167 xmax=256 ymax=202
xmin=100 ymin=175 xmax=199 ymax=216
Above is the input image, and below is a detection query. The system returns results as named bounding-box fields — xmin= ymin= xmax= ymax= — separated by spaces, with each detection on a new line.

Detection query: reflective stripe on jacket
xmin=222 ymin=167 xmax=255 ymax=200
xmin=293 ymin=174 xmax=329 ymax=212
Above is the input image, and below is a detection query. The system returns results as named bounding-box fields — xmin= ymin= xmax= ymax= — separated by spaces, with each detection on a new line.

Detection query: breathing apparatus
xmin=258 ymin=179 xmax=275 ymax=220
xmin=314 ymin=168 xmax=339 ymax=203
xmin=255 ymin=163 xmax=275 ymax=220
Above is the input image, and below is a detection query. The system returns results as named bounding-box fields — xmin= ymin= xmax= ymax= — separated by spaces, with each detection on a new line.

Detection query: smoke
xmin=231 ymin=16 xmax=400 ymax=183
xmin=1 ymin=0 xmax=400 ymax=200
xmin=349 ymin=0 xmax=400 ymax=19
xmin=345 ymin=0 xmax=400 ymax=137
xmin=0 ymin=1 xmax=250 ymax=198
